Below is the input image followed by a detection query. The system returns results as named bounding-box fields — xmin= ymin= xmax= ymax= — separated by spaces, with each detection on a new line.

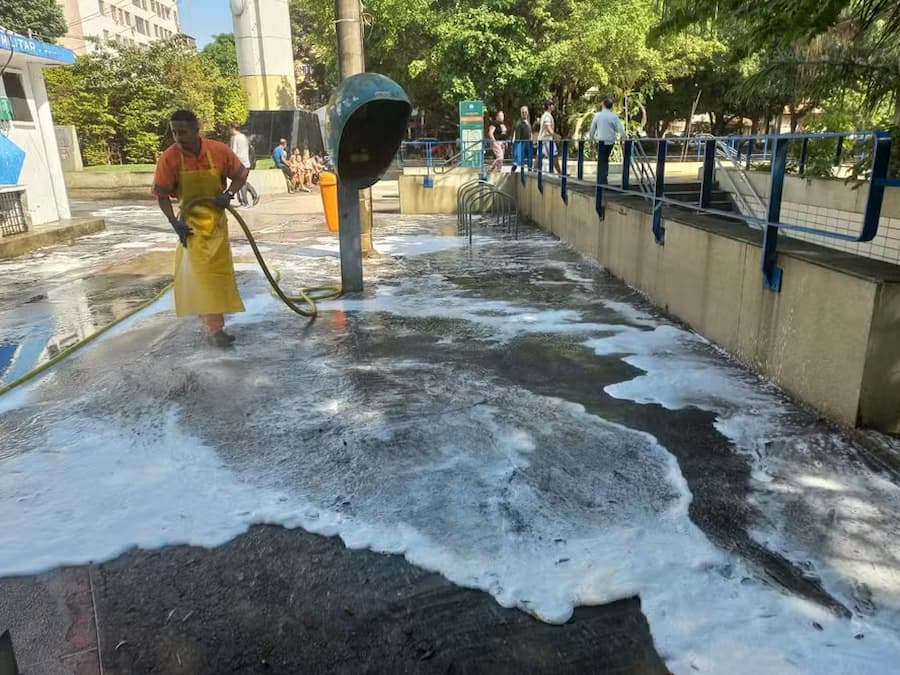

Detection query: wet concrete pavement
xmin=0 ymin=191 xmax=340 ymax=388
xmin=3 ymin=201 xmax=900 ymax=673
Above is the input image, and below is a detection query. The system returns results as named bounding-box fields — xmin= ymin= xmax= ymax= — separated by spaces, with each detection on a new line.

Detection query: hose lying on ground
xmin=188 ymin=198 xmax=342 ymax=319
xmin=0 ymin=199 xmax=341 ymax=397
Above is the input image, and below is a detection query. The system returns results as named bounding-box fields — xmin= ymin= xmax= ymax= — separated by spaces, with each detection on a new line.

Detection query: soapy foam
xmin=4 ymin=224 xmax=900 ymax=673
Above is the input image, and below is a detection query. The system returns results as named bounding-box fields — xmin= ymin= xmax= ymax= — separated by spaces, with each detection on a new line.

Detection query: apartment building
xmin=58 ymin=0 xmax=189 ymax=54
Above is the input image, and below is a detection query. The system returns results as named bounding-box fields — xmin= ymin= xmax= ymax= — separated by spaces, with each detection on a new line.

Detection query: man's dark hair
xmin=229 ymin=122 xmax=241 ymax=130
xmin=170 ymin=109 xmax=199 ymax=125
xmin=544 ymin=100 xmax=554 ymax=110
xmin=602 ymin=98 xmax=614 ymax=109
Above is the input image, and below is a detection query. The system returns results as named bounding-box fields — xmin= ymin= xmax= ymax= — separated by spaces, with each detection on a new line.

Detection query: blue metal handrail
xmin=508 ymin=130 xmax=895 ymax=292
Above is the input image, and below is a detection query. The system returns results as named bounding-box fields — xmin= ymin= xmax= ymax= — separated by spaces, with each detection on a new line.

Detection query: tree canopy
xmin=289 ymin=0 xmax=717 ymax=134
xmin=658 ymin=0 xmax=900 ymax=127
xmin=0 ymin=0 xmax=67 ymax=41
xmin=45 ymin=40 xmax=248 ymax=165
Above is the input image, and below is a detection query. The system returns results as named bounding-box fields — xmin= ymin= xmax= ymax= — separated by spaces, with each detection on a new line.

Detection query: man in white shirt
xmin=537 ymin=100 xmax=561 ymax=173
xmin=228 ymin=123 xmax=260 ymax=208
xmin=588 ymin=98 xmax=625 ymax=185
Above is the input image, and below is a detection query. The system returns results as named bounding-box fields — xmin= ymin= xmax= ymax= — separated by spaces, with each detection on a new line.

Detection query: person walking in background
xmin=512 ymin=106 xmax=533 ymax=173
xmin=538 ymin=100 xmax=562 ymax=173
xmin=487 ymin=110 xmax=508 ymax=173
xmin=228 ymin=123 xmax=259 ymax=208
xmin=589 ymin=97 xmax=625 ymax=185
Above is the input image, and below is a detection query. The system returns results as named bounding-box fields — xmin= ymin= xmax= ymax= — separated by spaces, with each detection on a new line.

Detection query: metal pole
xmin=334 ymin=0 xmax=368 ymax=289
xmin=335 ymin=0 xmax=364 ymax=79
xmin=621 ymin=139 xmax=632 ymax=191
xmin=577 ymin=140 xmax=584 ymax=180
xmin=761 ymin=138 xmax=788 ymax=291
xmin=699 ymin=139 xmax=716 ymax=208
xmin=652 ymin=140 xmax=666 ymax=244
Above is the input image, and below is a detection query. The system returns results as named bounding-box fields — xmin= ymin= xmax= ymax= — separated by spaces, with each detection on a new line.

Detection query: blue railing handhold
xmin=402 ymin=130 xmax=894 ymax=293
xmin=700 ymin=139 xmax=716 ymax=208
xmin=577 ymin=140 xmax=585 ymax=180
xmin=595 ymin=142 xmax=604 ymax=217
xmin=621 ymin=140 xmax=633 ymax=191
xmin=652 ymin=141 xmax=666 ymax=244
xmin=519 ymin=140 xmax=527 ymax=186
xmin=537 ymin=141 xmax=544 ymax=194
xmin=798 ymin=137 xmax=809 ymax=176
xmin=761 ymin=138 xmax=788 ymax=290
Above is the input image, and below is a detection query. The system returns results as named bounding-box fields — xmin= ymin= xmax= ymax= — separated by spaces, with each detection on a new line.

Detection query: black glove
xmin=169 ymin=217 xmax=193 ymax=247
xmin=213 ymin=191 xmax=234 ymax=209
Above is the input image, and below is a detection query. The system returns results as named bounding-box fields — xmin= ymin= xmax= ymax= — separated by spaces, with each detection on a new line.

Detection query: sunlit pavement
xmin=2 ymin=200 xmax=900 ymax=673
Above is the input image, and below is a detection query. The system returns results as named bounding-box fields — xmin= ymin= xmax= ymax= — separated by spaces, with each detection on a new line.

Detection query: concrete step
xmin=0 ymin=218 xmax=106 ymax=259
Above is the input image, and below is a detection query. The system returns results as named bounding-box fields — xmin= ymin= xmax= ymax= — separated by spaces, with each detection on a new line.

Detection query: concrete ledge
xmin=400 ymin=169 xmax=515 ymax=214
xmin=517 ymin=177 xmax=900 ymax=433
xmin=65 ymin=169 xmax=290 ymax=201
xmin=0 ymin=217 xmax=106 ymax=259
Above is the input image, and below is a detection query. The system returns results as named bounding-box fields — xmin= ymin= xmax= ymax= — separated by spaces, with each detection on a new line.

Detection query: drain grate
xmin=0 ymin=190 xmax=27 ymax=237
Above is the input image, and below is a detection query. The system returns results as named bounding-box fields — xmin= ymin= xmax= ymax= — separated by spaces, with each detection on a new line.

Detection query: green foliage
xmin=0 ymin=0 xmax=67 ymax=41
xmin=201 ymin=34 xmax=239 ymax=77
xmin=658 ymin=0 xmax=900 ymax=132
xmin=289 ymin=0 xmax=719 ymax=134
xmin=45 ymin=41 xmax=248 ymax=166
xmin=42 ymin=60 xmax=117 ymax=154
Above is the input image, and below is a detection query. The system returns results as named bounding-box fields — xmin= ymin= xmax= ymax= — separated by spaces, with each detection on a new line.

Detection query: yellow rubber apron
xmin=173 ymin=148 xmax=245 ymax=317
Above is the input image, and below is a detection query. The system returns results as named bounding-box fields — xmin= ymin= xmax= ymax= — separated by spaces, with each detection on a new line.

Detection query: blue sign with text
xmin=0 ymin=32 xmax=75 ymax=64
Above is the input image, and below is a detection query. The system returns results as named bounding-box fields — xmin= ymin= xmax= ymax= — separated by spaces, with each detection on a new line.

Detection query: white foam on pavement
xmin=4 ymin=225 xmax=900 ymax=674
xmin=586 ymin=321 xmax=900 ymax=667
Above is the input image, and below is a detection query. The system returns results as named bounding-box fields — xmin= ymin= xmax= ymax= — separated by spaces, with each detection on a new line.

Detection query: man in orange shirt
xmin=152 ymin=109 xmax=249 ymax=347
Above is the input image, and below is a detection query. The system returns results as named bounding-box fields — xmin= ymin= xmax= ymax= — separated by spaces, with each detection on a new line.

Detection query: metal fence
xmin=401 ymin=132 xmax=897 ymax=293
xmin=522 ymin=132 xmax=897 ymax=291
xmin=0 ymin=189 xmax=27 ymax=237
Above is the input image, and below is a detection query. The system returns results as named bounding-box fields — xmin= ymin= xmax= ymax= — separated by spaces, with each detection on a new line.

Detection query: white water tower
xmin=230 ymin=0 xmax=296 ymax=110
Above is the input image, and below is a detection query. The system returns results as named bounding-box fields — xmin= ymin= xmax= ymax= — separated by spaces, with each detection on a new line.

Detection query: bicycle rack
xmin=457 ymin=179 xmax=519 ymax=242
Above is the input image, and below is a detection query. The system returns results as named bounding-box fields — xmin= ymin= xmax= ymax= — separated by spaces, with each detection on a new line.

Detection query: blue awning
xmin=0 ymin=30 xmax=75 ymax=65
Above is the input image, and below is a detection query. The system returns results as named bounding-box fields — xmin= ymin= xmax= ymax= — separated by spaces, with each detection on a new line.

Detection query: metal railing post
xmin=652 ymin=140 xmax=667 ymax=243
xmin=424 ymin=141 xmax=434 ymax=188
xmin=548 ymin=140 xmax=555 ymax=174
xmin=761 ymin=137 xmax=788 ymax=291
xmin=595 ymin=142 xmax=604 ymax=217
xmin=480 ymin=139 xmax=486 ymax=179
xmin=700 ymin=139 xmax=716 ymax=208
xmin=798 ymin=137 xmax=809 ymax=176
xmin=519 ymin=141 xmax=526 ymax=186
xmin=537 ymin=141 xmax=544 ymax=194
xmin=745 ymin=140 xmax=753 ymax=170
xmin=561 ymin=140 xmax=569 ymax=204
xmin=833 ymin=136 xmax=844 ymax=167
xmin=577 ymin=140 xmax=585 ymax=180
xmin=862 ymin=132 xmax=893 ymax=241
xmin=621 ymin=139 xmax=632 ymax=191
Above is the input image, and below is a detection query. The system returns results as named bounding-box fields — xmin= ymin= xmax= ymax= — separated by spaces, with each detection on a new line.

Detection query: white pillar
xmin=27 ymin=62 xmax=70 ymax=220
xmin=232 ymin=0 xmax=296 ymax=110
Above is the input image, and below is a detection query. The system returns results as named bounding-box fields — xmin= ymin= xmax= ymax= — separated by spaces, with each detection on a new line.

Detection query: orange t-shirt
xmin=151 ymin=136 xmax=248 ymax=199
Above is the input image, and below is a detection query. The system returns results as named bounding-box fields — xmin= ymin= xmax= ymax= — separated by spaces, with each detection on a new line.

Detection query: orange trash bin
xmin=319 ymin=171 xmax=339 ymax=233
